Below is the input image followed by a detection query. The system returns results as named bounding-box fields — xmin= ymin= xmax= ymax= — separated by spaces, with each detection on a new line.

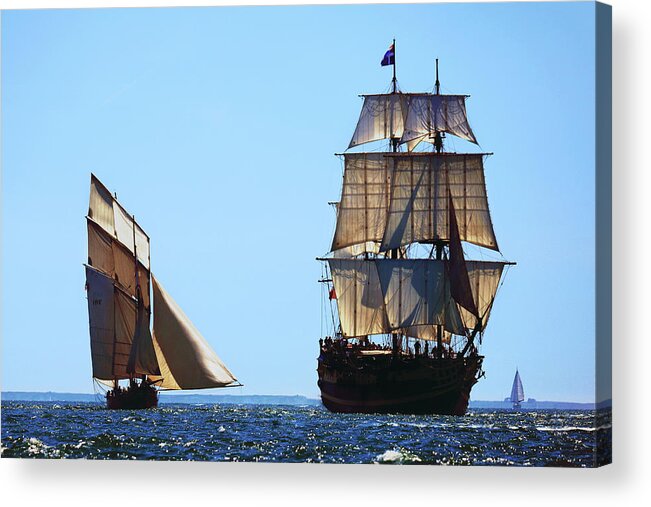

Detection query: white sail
xmin=400 ymin=94 xmax=477 ymax=146
xmin=510 ymin=370 xmax=525 ymax=403
xmin=89 ymin=174 xmax=150 ymax=269
xmin=149 ymin=275 xmax=237 ymax=390
xmin=381 ymin=154 xmax=498 ymax=252
xmin=331 ymin=153 xmax=391 ymax=252
xmin=327 ymin=259 xmax=465 ymax=339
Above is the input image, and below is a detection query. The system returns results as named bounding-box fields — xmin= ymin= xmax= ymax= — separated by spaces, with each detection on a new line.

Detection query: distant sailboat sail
xmin=509 ymin=370 xmax=525 ymax=408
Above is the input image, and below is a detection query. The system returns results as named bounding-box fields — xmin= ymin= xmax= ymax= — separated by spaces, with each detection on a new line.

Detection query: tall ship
xmin=317 ymin=43 xmax=513 ymax=415
xmin=509 ymin=369 xmax=525 ymax=409
xmin=85 ymin=174 xmax=240 ymax=409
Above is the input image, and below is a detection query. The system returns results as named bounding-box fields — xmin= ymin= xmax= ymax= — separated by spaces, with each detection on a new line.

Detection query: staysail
xmin=148 ymin=276 xmax=238 ymax=390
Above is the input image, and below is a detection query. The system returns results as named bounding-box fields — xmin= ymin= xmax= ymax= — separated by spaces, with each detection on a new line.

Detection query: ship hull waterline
xmin=106 ymin=383 xmax=158 ymax=409
xmin=317 ymin=354 xmax=482 ymax=416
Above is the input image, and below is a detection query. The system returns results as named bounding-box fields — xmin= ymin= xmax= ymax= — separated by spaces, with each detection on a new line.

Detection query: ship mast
xmin=434 ymin=58 xmax=445 ymax=358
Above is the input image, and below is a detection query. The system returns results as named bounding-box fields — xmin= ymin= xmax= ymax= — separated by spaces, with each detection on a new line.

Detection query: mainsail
xmin=85 ymin=174 xmax=238 ymax=391
xmin=327 ymin=258 xmax=504 ymax=340
xmin=510 ymin=370 xmax=525 ymax=404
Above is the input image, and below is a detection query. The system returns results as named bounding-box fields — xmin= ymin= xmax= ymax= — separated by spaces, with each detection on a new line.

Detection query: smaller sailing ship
xmin=85 ymin=174 xmax=240 ymax=409
xmin=509 ymin=369 xmax=525 ymax=409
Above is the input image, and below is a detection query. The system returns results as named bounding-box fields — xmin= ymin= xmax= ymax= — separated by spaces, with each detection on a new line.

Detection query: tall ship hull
xmin=317 ymin=43 xmax=513 ymax=416
xmin=318 ymin=353 xmax=482 ymax=415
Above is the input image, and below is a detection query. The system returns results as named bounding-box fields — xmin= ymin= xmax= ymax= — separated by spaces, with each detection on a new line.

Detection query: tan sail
xmin=348 ymin=94 xmax=411 ymax=149
xmin=87 ymin=219 xmax=150 ymax=309
xmin=375 ymin=259 xmax=465 ymax=336
xmin=89 ymin=174 xmax=150 ymax=269
xmin=326 ymin=259 xmax=389 ymax=338
xmin=381 ymin=153 xmax=498 ymax=252
xmin=327 ymin=259 xmax=467 ymax=340
xmin=85 ymin=265 xmax=158 ymax=380
xmin=400 ymin=94 xmax=477 ymax=147
xmin=460 ymin=261 xmax=505 ymax=331
xmin=149 ymin=275 xmax=237 ymax=390
xmin=331 ymin=153 xmax=391 ymax=252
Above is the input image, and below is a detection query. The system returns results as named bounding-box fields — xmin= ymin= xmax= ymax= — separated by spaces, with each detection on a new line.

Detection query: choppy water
xmin=1 ymin=401 xmax=611 ymax=466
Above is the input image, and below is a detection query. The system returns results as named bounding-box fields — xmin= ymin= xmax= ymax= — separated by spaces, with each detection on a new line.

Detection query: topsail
xmin=348 ymin=93 xmax=477 ymax=152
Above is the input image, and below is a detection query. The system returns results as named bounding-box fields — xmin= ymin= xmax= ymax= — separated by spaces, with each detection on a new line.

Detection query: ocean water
xmin=1 ymin=401 xmax=611 ymax=466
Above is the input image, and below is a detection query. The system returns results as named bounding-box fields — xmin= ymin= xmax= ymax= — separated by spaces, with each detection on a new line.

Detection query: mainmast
xmin=433 ymin=58 xmax=444 ymax=153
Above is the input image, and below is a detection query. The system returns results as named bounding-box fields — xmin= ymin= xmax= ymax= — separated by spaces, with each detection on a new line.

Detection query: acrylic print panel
xmin=1 ymin=1 xmax=611 ymax=467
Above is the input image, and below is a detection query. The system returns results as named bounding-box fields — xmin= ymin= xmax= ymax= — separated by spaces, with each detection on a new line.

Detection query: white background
xmin=1 ymin=0 xmax=648 ymax=505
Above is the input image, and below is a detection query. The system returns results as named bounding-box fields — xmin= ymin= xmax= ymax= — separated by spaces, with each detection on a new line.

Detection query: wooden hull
xmin=106 ymin=384 xmax=158 ymax=409
xmin=317 ymin=353 xmax=482 ymax=415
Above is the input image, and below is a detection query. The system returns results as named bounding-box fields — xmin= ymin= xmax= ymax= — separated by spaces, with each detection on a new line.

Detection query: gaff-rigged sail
xmin=148 ymin=276 xmax=238 ymax=390
xmin=89 ymin=174 xmax=150 ymax=269
xmin=85 ymin=265 xmax=159 ymax=382
xmin=86 ymin=174 xmax=159 ymax=383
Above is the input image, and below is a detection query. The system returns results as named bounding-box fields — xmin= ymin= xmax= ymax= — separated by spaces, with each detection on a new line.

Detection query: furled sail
xmin=148 ymin=276 xmax=237 ymax=390
xmin=510 ymin=370 xmax=525 ymax=403
xmin=89 ymin=174 xmax=150 ymax=269
xmin=380 ymin=153 xmax=498 ymax=252
xmin=400 ymin=94 xmax=477 ymax=147
xmin=331 ymin=153 xmax=392 ymax=252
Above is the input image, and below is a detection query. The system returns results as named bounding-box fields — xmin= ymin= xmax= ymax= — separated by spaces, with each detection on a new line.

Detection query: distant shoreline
xmin=1 ymin=391 xmax=610 ymax=410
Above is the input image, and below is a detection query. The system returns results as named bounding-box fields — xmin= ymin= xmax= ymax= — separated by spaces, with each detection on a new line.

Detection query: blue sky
xmin=2 ymin=2 xmax=600 ymax=402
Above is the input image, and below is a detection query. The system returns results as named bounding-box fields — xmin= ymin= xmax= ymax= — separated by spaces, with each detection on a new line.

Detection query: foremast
xmin=320 ymin=51 xmax=512 ymax=359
